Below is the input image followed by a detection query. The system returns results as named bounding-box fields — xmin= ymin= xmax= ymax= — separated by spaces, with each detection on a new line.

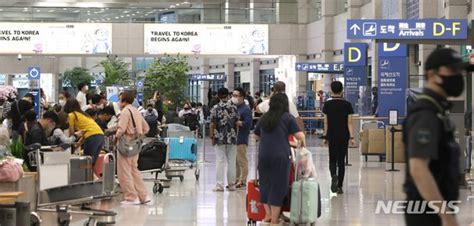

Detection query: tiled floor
xmin=40 ymin=136 xmax=474 ymax=226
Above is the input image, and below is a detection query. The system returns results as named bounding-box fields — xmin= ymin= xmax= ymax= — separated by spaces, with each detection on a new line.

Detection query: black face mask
xmin=439 ymin=74 xmax=464 ymax=97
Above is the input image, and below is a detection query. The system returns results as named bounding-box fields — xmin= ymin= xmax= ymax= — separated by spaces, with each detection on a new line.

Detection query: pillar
xmin=224 ymin=59 xmax=235 ymax=90
xmin=199 ymin=58 xmax=210 ymax=105
xmin=249 ymin=59 xmax=260 ymax=94
xmin=418 ymin=0 xmax=439 ymax=87
xmin=320 ymin=0 xmax=336 ymax=92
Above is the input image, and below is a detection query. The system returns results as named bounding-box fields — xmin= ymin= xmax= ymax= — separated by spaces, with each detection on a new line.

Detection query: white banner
xmin=0 ymin=23 xmax=112 ymax=54
xmin=144 ymin=24 xmax=268 ymax=55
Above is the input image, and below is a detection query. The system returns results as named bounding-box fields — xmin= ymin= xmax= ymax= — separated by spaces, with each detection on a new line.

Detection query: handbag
xmin=117 ymin=109 xmax=143 ymax=157
xmin=0 ymin=159 xmax=24 ymax=182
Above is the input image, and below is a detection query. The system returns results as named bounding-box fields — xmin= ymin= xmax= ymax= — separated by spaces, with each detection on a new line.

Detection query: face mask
xmin=439 ymin=74 xmax=464 ymax=97
xmin=231 ymin=97 xmax=240 ymax=105
xmin=59 ymin=100 xmax=66 ymax=106
xmin=97 ymin=104 xmax=104 ymax=110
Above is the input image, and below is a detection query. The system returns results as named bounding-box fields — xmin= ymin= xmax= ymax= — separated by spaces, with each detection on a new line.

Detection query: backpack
xmin=183 ymin=113 xmax=200 ymax=131
xmin=137 ymin=140 xmax=167 ymax=171
xmin=144 ymin=112 xmax=158 ymax=137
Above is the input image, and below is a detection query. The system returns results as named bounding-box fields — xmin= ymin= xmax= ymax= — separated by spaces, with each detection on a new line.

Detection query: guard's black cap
xmin=425 ymin=48 xmax=474 ymax=72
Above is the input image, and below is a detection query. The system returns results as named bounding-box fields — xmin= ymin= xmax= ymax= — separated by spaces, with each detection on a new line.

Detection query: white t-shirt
xmin=257 ymin=99 xmax=300 ymax=118
xmin=76 ymin=92 xmax=87 ymax=109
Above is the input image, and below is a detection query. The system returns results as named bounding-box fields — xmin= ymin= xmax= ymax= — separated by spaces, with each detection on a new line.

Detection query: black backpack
xmin=137 ymin=140 xmax=167 ymax=171
xmin=144 ymin=112 xmax=158 ymax=137
xmin=183 ymin=113 xmax=200 ymax=131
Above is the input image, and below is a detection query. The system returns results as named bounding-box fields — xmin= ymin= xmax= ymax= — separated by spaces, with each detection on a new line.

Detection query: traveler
xmin=254 ymin=93 xmax=305 ymax=225
xmin=83 ymin=94 xmax=106 ymax=112
xmin=48 ymin=109 xmax=82 ymax=145
xmin=40 ymin=88 xmax=50 ymax=111
xmin=232 ymin=87 xmax=252 ymax=189
xmin=209 ymin=91 xmax=220 ymax=108
xmin=153 ymin=91 xmax=164 ymax=123
xmin=142 ymin=104 xmax=159 ymax=137
xmin=22 ymin=93 xmax=34 ymax=104
xmin=178 ymin=103 xmax=195 ymax=118
xmin=322 ymin=81 xmax=355 ymax=194
xmin=6 ymin=99 xmax=33 ymax=138
xmin=404 ymin=48 xmax=472 ymax=226
xmin=96 ymin=106 xmax=116 ymax=133
xmin=58 ymin=91 xmax=71 ymax=107
xmin=64 ymin=99 xmax=104 ymax=164
xmin=115 ymin=91 xmax=150 ymax=205
xmin=257 ymin=81 xmax=304 ymax=130
xmin=76 ymin=82 xmax=89 ymax=109
xmin=22 ymin=111 xmax=60 ymax=171
xmin=210 ymin=87 xmax=240 ymax=192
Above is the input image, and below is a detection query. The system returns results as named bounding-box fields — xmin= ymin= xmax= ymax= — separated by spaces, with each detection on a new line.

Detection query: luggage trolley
xmin=360 ymin=120 xmax=386 ymax=162
xmin=165 ymin=124 xmax=200 ymax=182
xmin=25 ymin=143 xmax=118 ymax=226
xmin=140 ymin=137 xmax=171 ymax=194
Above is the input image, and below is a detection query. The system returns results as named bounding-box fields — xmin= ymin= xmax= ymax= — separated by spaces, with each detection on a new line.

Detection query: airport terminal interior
xmin=0 ymin=0 xmax=472 ymax=225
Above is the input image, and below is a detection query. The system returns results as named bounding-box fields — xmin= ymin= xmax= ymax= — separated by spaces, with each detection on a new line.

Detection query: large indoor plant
xmin=62 ymin=67 xmax=95 ymax=94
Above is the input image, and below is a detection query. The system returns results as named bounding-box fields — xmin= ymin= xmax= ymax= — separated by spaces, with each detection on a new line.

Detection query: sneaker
xmin=121 ymin=199 xmax=140 ymax=205
xmin=140 ymin=197 xmax=152 ymax=204
xmin=212 ymin=185 xmax=224 ymax=192
xmin=331 ymin=176 xmax=338 ymax=193
xmin=227 ymin=185 xmax=236 ymax=191
xmin=337 ymin=187 xmax=344 ymax=194
xmin=236 ymin=183 xmax=247 ymax=189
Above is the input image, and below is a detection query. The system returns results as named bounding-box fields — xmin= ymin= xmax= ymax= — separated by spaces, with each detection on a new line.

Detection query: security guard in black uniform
xmin=404 ymin=48 xmax=472 ymax=226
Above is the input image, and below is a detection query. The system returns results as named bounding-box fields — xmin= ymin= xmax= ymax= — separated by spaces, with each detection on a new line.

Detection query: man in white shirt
xmin=256 ymin=81 xmax=304 ymax=129
xmin=76 ymin=82 xmax=88 ymax=109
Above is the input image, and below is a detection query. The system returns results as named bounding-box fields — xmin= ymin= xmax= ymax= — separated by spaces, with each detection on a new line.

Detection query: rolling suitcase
xmin=70 ymin=156 xmax=93 ymax=184
xmin=168 ymin=137 xmax=197 ymax=162
xmin=290 ymin=147 xmax=321 ymax=225
xmin=246 ymin=146 xmax=265 ymax=226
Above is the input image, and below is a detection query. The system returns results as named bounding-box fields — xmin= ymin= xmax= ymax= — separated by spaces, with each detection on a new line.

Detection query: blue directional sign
xmin=344 ymin=43 xmax=368 ymax=66
xmin=28 ymin=66 xmax=41 ymax=80
xmin=136 ymin=80 xmax=144 ymax=88
xmin=378 ymin=43 xmax=407 ymax=57
xmin=295 ymin=63 xmax=344 ymax=73
xmin=190 ymin=74 xmax=227 ymax=81
xmin=347 ymin=19 xmax=468 ymax=40
xmin=137 ymin=92 xmax=144 ymax=103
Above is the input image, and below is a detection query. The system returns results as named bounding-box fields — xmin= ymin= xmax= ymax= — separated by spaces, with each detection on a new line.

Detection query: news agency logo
xmin=375 ymin=200 xmax=461 ymax=214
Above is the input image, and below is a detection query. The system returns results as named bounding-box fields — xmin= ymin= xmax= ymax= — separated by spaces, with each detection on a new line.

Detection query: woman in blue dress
xmin=254 ymin=93 xmax=305 ymax=225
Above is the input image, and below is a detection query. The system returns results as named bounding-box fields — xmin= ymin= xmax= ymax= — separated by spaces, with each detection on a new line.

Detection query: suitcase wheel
xmin=153 ymin=183 xmax=164 ymax=194
xmin=179 ymin=176 xmax=184 ymax=182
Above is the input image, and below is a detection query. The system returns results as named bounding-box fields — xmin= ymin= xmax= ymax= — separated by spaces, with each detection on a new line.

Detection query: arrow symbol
xmin=350 ymin=24 xmax=361 ymax=35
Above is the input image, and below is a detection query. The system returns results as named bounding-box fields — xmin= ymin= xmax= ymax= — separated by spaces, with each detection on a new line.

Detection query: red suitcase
xmin=246 ymin=180 xmax=265 ymax=225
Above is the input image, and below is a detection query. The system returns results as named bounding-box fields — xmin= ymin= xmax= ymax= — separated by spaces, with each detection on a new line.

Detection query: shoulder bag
xmin=118 ymin=109 xmax=143 ymax=157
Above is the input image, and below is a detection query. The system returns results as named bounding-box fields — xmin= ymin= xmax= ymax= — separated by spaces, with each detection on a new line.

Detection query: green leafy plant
xmin=97 ymin=58 xmax=132 ymax=91
xmin=145 ymin=55 xmax=189 ymax=110
xmin=8 ymin=138 xmax=23 ymax=159
xmin=62 ymin=67 xmax=95 ymax=93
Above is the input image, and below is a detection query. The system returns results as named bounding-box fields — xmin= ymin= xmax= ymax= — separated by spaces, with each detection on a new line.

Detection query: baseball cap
xmin=424 ymin=48 xmax=474 ymax=72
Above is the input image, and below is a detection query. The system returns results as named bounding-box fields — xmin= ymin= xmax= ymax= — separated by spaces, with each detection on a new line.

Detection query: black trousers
xmin=328 ymin=139 xmax=348 ymax=187
xmin=405 ymin=213 xmax=441 ymax=226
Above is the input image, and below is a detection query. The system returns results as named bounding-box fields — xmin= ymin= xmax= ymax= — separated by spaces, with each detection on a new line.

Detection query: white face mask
xmin=59 ymin=100 xmax=66 ymax=107
xmin=231 ymin=97 xmax=239 ymax=105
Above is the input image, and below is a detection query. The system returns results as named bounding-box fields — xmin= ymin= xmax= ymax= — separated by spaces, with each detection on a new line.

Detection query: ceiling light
xmin=183 ymin=1 xmax=189 ymax=4
xmin=73 ymin=10 xmax=80 ymax=13
xmin=120 ymin=15 xmax=124 ymax=18
xmin=36 ymin=9 xmax=41 ymax=12
xmin=107 ymin=18 xmax=110 ymax=20
xmin=126 ymin=14 xmax=130 ymax=17
xmin=170 ymin=5 xmax=176 ymax=8
xmin=136 ymin=11 xmax=140 ymax=13
xmin=123 ymin=10 xmax=129 ymax=13
xmin=63 ymin=8 xmax=67 ymax=11
xmin=176 ymin=3 xmax=180 ymax=6
xmin=115 ymin=16 xmax=119 ymax=19
xmin=48 ymin=10 xmax=54 ymax=12
xmin=132 ymin=14 xmax=135 ymax=16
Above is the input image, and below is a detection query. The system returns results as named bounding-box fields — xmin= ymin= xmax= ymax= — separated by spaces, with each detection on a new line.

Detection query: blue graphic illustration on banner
xmin=377 ymin=57 xmax=408 ymax=118
xmin=344 ymin=67 xmax=367 ymax=110
xmin=295 ymin=63 xmax=344 ymax=73
xmin=344 ymin=43 xmax=368 ymax=66
xmin=347 ymin=19 xmax=468 ymax=40
xmin=190 ymin=74 xmax=227 ymax=81
xmin=378 ymin=43 xmax=408 ymax=57
xmin=28 ymin=66 xmax=41 ymax=80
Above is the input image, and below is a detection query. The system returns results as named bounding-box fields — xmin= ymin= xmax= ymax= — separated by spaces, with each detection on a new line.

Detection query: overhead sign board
xmin=28 ymin=66 xmax=41 ymax=80
xmin=344 ymin=43 xmax=368 ymax=66
xmin=190 ymin=74 xmax=227 ymax=81
xmin=347 ymin=19 xmax=468 ymax=40
xmin=144 ymin=24 xmax=268 ymax=55
xmin=0 ymin=23 xmax=112 ymax=54
xmin=295 ymin=63 xmax=344 ymax=73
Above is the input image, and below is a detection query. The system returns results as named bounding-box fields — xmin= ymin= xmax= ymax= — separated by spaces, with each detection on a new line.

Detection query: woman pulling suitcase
xmin=253 ymin=93 xmax=305 ymax=225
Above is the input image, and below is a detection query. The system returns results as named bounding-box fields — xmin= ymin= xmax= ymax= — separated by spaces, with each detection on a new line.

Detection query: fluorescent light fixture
xmin=36 ymin=9 xmax=41 ymax=12
xmin=63 ymin=8 xmax=67 ymax=10
xmin=183 ymin=1 xmax=189 ymax=4
xmin=73 ymin=10 xmax=80 ymax=13
xmin=75 ymin=3 xmax=105 ymax=8
xmin=115 ymin=16 xmax=119 ymax=19
xmin=48 ymin=10 xmax=54 ymax=12
xmin=176 ymin=3 xmax=180 ymax=6
xmin=123 ymin=10 xmax=130 ymax=13
xmin=170 ymin=5 xmax=176 ymax=8
xmin=126 ymin=14 xmax=130 ymax=17
xmin=120 ymin=15 xmax=124 ymax=18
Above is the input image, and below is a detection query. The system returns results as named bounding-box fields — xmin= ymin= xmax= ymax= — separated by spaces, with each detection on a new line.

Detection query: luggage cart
xmin=165 ymin=124 xmax=200 ymax=182
xmin=140 ymin=138 xmax=171 ymax=194
xmin=25 ymin=144 xmax=118 ymax=226
xmin=360 ymin=120 xmax=386 ymax=162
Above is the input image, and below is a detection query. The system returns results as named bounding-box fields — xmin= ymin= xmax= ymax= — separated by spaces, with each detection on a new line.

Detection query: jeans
xmin=215 ymin=144 xmax=237 ymax=187
xmin=83 ymin=134 xmax=105 ymax=165
xmin=236 ymin=144 xmax=249 ymax=183
xmin=328 ymin=139 xmax=348 ymax=187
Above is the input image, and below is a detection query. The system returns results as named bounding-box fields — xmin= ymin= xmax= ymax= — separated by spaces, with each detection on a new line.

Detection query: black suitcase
xmin=138 ymin=140 xmax=167 ymax=171
xmin=70 ymin=156 xmax=93 ymax=184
